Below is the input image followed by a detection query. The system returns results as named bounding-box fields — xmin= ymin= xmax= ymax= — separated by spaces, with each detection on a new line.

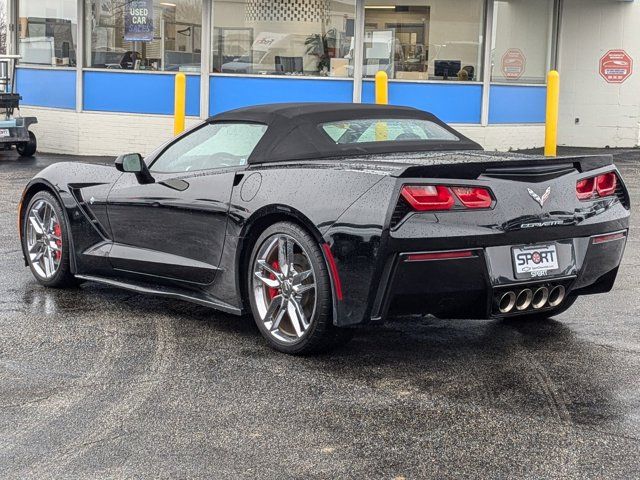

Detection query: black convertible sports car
xmin=19 ymin=103 xmax=630 ymax=353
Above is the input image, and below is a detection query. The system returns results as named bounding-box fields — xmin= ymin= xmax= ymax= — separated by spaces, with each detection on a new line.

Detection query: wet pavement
xmin=0 ymin=150 xmax=639 ymax=479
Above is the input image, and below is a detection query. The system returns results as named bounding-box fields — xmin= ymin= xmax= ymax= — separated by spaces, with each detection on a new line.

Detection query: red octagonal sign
xmin=600 ymin=50 xmax=633 ymax=84
xmin=501 ymin=48 xmax=526 ymax=80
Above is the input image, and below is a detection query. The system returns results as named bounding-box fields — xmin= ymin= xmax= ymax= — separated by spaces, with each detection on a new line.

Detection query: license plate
xmin=0 ymin=129 xmax=9 ymax=137
xmin=512 ymin=244 xmax=559 ymax=278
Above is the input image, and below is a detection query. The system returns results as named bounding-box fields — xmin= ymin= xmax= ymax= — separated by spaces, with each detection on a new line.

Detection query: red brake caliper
xmin=53 ymin=224 xmax=62 ymax=261
xmin=268 ymin=260 xmax=280 ymax=300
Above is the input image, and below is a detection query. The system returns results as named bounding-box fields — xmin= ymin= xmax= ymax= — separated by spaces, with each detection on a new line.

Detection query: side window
xmin=150 ymin=122 xmax=267 ymax=173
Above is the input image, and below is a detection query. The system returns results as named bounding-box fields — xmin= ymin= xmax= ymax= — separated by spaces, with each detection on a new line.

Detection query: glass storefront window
xmin=363 ymin=0 xmax=485 ymax=81
xmin=212 ymin=0 xmax=356 ymax=78
xmin=491 ymin=0 xmax=554 ymax=84
xmin=18 ymin=0 xmax=78 ymax=66
xmin=84 ymin=0 xmax=202 ymax=71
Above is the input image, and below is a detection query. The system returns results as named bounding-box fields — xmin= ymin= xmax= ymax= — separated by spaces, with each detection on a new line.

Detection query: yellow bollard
xmin=174 ymin=73 xmax=186 ymax=136
xmin=544 ymin=70 xmax=560 ymax=157
xmin=375 ymin=70 xmax=388 ymax=105
xmin=375 ymin=120 xmax=388 ymax=141
xmin=374 ymin=71 xmax=389 ymax=140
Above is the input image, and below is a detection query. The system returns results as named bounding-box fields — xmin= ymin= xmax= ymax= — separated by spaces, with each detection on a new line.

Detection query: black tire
xmin=22 ymin=191 xmax=77 ymax=288
xmin=247 ymin=221 xmax=353 ymax=354
xmin=17 ymin=131 xmax=37 ymax=157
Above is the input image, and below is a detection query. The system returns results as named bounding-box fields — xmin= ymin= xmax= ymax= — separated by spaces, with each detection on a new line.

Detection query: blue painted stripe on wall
xmin=84 ymin=71 xmax=200 ymax=116
xmin=17 ymin=68 xmax=544 ymax=125
xmin=16 ymin=68 xmax=76 ymax=110
xmin=209 ymin=76 xmax=354 ymax=114
xmin=489 ymin=85 xmax=546 ymax=124
xmin=362 ymin=81 xmax=482 ymax=124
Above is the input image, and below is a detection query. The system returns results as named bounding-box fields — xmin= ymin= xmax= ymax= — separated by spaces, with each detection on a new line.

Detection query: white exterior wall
xmin=557 ymin=0 xmax=640 ymax=147
xmin=21 ymin=107 xmax=201 ymax=156
xmin=457 ymin=124 xmax=545 ymax=151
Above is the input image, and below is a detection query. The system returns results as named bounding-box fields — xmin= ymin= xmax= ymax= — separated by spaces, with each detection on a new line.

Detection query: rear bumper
xmin=0 ymin=127 xmax=31 ymax=143
xmin=0 ymin=117 xmax=36 ymax=144
xmin=372 ymin=230 xmax=627 ymax=321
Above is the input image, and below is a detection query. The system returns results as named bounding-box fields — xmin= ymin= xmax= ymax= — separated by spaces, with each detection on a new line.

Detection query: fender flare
xmin=235 ymin=204 xmax=341 ymax=324
xmin=19 ymin=179 xmax=78 ymax=274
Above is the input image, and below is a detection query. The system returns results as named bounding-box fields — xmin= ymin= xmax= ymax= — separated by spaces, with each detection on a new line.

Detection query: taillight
xmin=400 ymin=185 xmax=493 ymax=212
xmin=576 ymin=172 xmax=618 ymax=200
xmin=401 ymin=185 xmax=455 ymax=211
xmin=452 ymin=187 xmax=493 ymax=209
xmin=576 ymin=178 xmax=596 ymax=200
xmin=596 ymin=172 xmax=617 ymax=197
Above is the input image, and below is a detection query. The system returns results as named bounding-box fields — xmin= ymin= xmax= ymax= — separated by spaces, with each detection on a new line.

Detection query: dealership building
xmin=6 ymin=0 xmax=640 ymax=156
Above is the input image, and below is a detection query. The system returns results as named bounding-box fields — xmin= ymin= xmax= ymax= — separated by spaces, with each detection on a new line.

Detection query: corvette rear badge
xmin=527 ymin=186 xmax=551 ymax=208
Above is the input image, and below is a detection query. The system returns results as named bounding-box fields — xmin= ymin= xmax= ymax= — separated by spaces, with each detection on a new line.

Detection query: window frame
xmin=82 ymin=0 xmax=204 ymax=73
xmin=360 ymin=0 xmax=487 ymax=84
xmin=16 ymin=0 xmax=79 ymax=68
xmin=209 ymin=0 xmax=358 ymax=80
xmin=489 ymin=0 xmax=556 ymax=85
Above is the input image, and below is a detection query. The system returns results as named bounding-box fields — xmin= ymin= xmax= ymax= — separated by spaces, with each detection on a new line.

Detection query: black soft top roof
xmin=209 ymin=102 xmax=482 ymax=164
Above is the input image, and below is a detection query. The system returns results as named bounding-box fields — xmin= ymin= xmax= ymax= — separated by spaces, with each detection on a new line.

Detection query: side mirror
xmin=115 ymin=153 xmax=154 ymax=184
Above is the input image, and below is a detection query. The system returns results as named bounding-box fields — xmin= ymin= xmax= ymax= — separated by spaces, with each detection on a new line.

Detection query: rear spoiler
xmin=397 ymin=154 xmax=614 ymax=180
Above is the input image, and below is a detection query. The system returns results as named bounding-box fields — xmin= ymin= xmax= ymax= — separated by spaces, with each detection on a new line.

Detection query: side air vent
xmin=69 ymin=187 xmax=110 ymax=239
xmin=390 ymin=195 xmax=412 ymax=228
xmin=615 ymin=181 xmax=631 ymax=209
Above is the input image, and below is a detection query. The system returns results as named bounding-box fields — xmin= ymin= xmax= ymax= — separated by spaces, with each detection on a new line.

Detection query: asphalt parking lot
xmin=1 ymin=149 xmax=639 ymax=479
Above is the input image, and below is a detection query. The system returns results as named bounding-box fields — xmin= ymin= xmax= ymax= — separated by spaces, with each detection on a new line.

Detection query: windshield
xmin=321 ymin=118 xmax=459 ymax=144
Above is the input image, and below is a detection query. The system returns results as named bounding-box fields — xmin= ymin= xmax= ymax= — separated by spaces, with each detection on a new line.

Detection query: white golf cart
xmin=0 ymin=55 xmax=37 ymax=157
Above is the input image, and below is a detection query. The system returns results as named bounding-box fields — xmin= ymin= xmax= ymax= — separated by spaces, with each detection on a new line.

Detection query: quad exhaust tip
xmin=516 ymin=289 xmax=533 ymax=311
xmin=532 ymin=287 xmax=550 ymax=310
xmin=498 ymin=291 xmax=517 ymax=314
xmin=548 ymin=285 xmax=566 ymax=308
xmin=497 ymin=284 xmax=565 ymax=314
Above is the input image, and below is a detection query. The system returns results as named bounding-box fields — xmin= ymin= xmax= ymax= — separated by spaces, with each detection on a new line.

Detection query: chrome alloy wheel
xmin=252 ymin=234 xmax=317 ymax=343
xmin=26 ymin=199 xmax=63 ymax=279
